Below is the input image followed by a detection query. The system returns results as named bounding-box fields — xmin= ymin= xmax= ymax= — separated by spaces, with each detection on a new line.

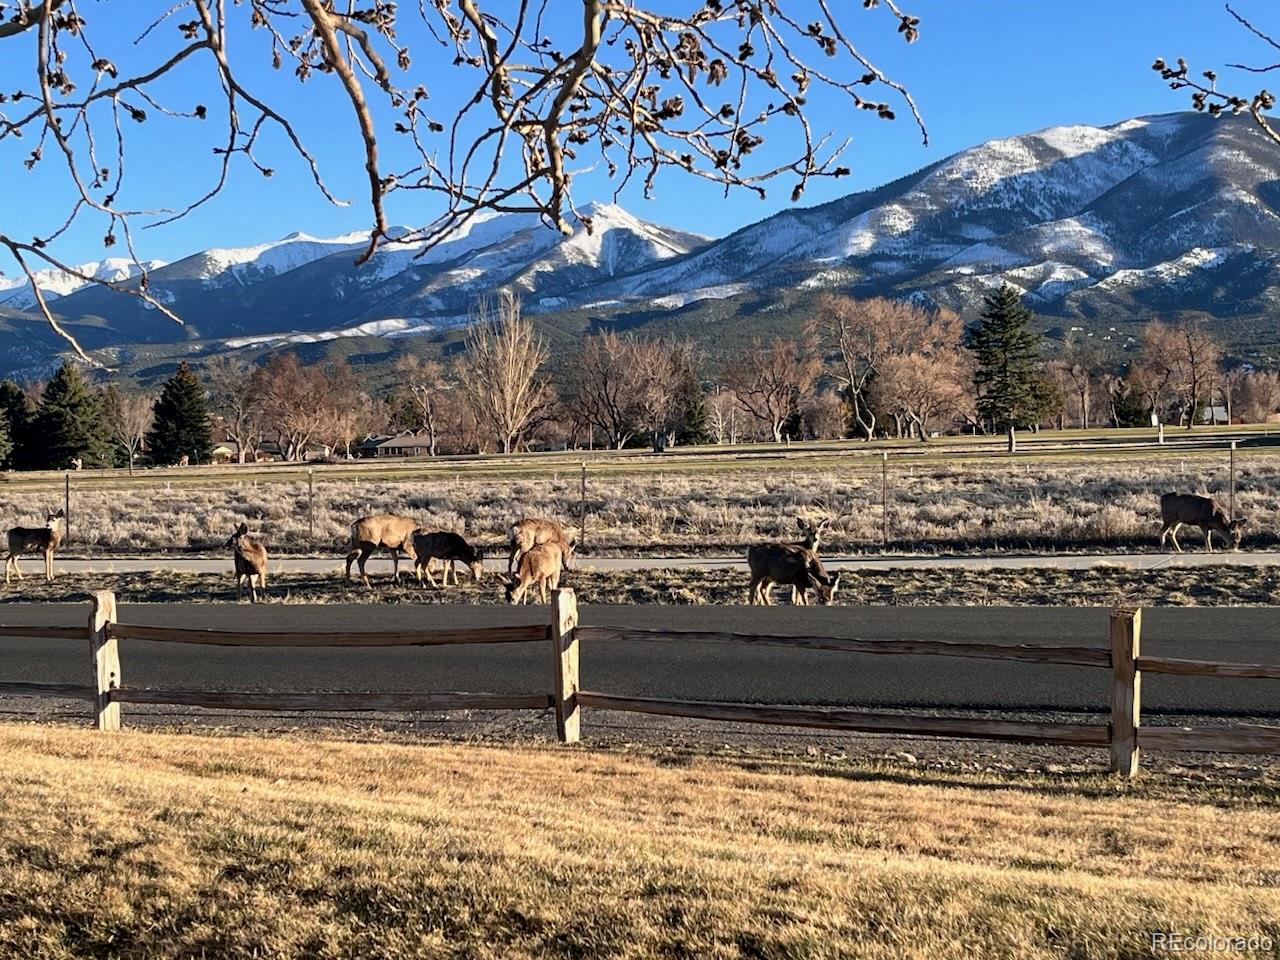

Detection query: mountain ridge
xmin=4 ymin=110 xmax=1280 ymax=378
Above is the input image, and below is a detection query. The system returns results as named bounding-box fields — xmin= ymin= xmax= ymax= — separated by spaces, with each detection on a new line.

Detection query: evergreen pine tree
xmin=146 ymin=362 xmax=213 ymax=465
xmin=0 ymin=408 xmax=12 ymax=468
xmin=966 ymin=284 xmax=1047 ymax=433
xmin=34 ymin=362 xmax=111 ymax=469
xmin=674 ymin=373 xmax=711 ymax=445
xmin=0 ymin=380 xmax=30 ymax=469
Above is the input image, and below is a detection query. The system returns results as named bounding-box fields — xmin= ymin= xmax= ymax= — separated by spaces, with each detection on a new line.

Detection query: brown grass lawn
xmin=2 ymin=447 xmax=1277 ymax=557
xmin=2 ymin=725 xmax=1279 ymax=959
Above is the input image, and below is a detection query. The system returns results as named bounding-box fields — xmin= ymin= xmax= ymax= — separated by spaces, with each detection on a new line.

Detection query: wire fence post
xmin=1229 ymin=440 xmax=1237 ymax=521
xmin=579 ymin=461 xmax=587 ymax=551
xmin=308 ymin=468 xmax=315 ymax=541
xmin=64 ymin=472 xmax=71 ymax=546
xmin=881 ymin=451 xmax=889 ymax=549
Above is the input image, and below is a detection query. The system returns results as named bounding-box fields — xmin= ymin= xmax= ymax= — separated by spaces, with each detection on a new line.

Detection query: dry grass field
xmin=2 ymin=445 xmax=1275 ymax=557
xmin=5 ymin=564 xmax=1280 ymax=606
xmin=3 ymin=724 xmax=1278 ymax=959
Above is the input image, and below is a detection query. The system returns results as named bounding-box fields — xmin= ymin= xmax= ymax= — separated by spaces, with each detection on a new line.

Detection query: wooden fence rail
xmin=2 ymin=591 xmax=1279 ymax=776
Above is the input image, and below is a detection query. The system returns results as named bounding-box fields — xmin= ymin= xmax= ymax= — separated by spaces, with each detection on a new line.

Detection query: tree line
xmin=1 ymin=288 xmax=1276 ymax=472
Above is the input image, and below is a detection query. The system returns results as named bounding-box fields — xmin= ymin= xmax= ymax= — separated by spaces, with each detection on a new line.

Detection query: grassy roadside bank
xmin=4 ymin=564 xmax=1280 ymax=606
xmin=2 ymin=725 xmax=1278 ymax=959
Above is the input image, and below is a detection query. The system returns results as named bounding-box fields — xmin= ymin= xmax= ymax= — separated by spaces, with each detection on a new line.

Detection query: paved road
xmin=48 ymin=550 xmax=1280 ymax=577
xmin=2 ymin=605 xmax=1277 ymax=717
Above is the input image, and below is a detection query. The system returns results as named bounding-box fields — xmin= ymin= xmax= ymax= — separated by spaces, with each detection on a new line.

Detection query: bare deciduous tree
xmin=102 ymin=385 xmax=153 ymax=474
xmin=869 ymin=352 xmax=969 ymax=441
xmin=633 ymin=337 xmax=699 ymax=451
xmin=206 ymin=356 xmax=262 ymax=464
xmin=394 ymin=355 xmax=446 ymax=457
xmin=724 ymin=334 xmax=819 ymax=443
xmin=252 ymin=353 xmax=330 ymax=461
xmin=1 ymin=1 xmax=926 ymax=359
xmin=815 ymin=295 xmax=963 ymax=439
xmin=574 ymin=331 xmax=642 ymax=449
xmin=1236 ymin=370 xmax=1280 ymax=423
xmin=315 ymin=359 xmax=366 ymax=459
xmin=457 ymin=294 xmax=550 ymax=454
xmin=1059 ymin=333 xmax=1102 ymax=429
xmin=707 ymin=384 xmax=740 ymax=445
xmin=1140 ymin=319 xmax=1223 ymax=428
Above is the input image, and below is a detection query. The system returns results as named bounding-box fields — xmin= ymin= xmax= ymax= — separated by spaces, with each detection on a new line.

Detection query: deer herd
xmin=0 ymin=492 xmax=1251 ymax=602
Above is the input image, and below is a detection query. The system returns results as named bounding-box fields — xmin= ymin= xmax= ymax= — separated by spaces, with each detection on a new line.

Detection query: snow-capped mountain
xmin=28 ymin=201 xmax=709 ymax=347
xmin=565 ymin=111 xmax=1280 ymax=320
xmin=7 ymin=110 xmax=1280 ymax=376
xmin=0 ymin=257 xmax=167 ymax=309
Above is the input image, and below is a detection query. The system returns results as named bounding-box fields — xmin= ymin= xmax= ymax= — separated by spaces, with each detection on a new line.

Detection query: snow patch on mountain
xmin=0 ymin=257 xmax=167 ymax=308
xmin=651 ymin=282 xmax=750 ymax=309
xmin=1095 ymin=246 xmax=1244 ymax=290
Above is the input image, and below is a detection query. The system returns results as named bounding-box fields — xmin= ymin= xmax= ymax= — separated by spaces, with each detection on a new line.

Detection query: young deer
xmin=227 ymin=522 xmax=268 ymax=603
xmin=504 ymin=540 xmax=569 ymax=604
xmin=793 ymin=517 xmax=831 ymax=552
xmin=5 ymin=509 xmax=65 ymax=584
xmin=345 ymin=514 xmax=419 ymax=587
xmin=412 ymin=530 xmax=485 ymax=588
xmin=746 ymin=543 xmax=840 ymax=605
xmin=1159 ymin=493 xmax=1245 ymax=553
xmin=508 ymin=517 xmax=573 ymax=574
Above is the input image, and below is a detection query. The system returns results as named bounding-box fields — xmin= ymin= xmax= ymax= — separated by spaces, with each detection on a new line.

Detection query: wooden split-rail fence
xmin=3 ymin=591 xmax=1279 ymax=777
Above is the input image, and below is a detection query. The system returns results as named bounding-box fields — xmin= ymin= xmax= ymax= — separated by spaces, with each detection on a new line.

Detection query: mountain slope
xmin=8 ymin=111 xmax=1280 ymax=379
xmin=566 ymin=112 xmax=1280 ymax=322
xmin=0 ymin=257 xmax=168 ymax=310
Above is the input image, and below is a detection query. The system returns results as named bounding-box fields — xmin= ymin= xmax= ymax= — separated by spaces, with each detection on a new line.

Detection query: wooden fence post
xmin=1109 ymin=606 xmax=1142 ymax=776
xmin=88 ymin=590 xmax=120 ymax=732
xmin=550 ymin=588 xmax=580 ymax=744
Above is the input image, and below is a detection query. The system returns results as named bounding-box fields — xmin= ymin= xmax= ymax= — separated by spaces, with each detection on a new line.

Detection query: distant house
xmin=210 ymin=439 xmax=283 ymax=464
xmin=1199 ymin=405 xmax=1230 ymax=426
xmin=357 ymin=431 xmax=435 ymax=458
xmin=302 ymin=441 xmax=334 ymax=461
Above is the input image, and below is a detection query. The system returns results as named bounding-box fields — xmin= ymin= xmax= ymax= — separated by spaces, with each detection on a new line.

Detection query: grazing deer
xmin=412 ymin=531 xmax=485 ymax=588
xmin=793 ymin=517 xmax=831 ymax=552
xmin=747 ymin=543 xmax=840 ymax=605
xmin=504 ymin=540 xmax=568 ymax=605
xmin=508 ymin=517 xmax=573 ymax=574
xmin=1159 ymin=493 xmax=1245 ymax=553
xmin=227 ymin=522 xmax=268 ymax=603
xmin=5 ymin=509 xmax=65 ymax=584
xmin=345 ymin=514 xmax=419 ymax=587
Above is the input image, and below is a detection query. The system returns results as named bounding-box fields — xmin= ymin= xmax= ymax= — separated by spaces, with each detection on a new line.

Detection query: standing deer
xmin=1159 ymin=493 xmax=1245 ymax=553
xmin=747 ymin=543 xmax=840 ymax=605
xmin=5 ymin=509 xmax=65 ymax=584
xmin=504 ymin=540 xmax=568 ymax=604
xmin=412 ymin=531 xmax=485 ymax=588
xmin=793 ymin=517 xmax=831 ymax=552
xmin=345 ymin=514 xmax=420 ymax=587
xmin=508 ymin=517 xmax=573 ymax=574
xmin=227 ymin=522 xmax=268 ymax=603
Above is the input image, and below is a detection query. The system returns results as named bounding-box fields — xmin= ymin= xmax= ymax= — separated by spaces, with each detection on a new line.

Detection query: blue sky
xmin=1 ymin=1 xmax=1272 ymax=265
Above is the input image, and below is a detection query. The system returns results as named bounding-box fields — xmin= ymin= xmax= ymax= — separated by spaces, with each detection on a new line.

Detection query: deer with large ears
xmin=228 ymin=522 xmax=268 ymax=602
xmin=793 ymin=516 xmax=831 ymax=551
xmin=5 ymin=508 xmax=64 ymax=584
